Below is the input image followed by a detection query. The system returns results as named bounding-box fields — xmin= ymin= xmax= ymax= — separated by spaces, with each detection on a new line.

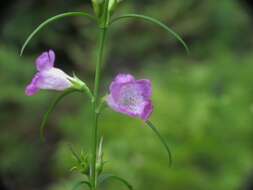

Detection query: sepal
xmin=69 ymin=73 xmax=93 ymax=99
xmin=68 ymin=74 xmax=86 ymax=91
xmin=69 ymin=146 xmax=90 ymax=175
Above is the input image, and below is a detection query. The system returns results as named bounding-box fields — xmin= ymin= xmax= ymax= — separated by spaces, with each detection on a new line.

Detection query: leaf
xmin=40 ymin=89 xmax=77 ymax=142
xmin=68 ymin=144 xmax=82 ymax=163
xmin=98 ymin=136 xmax=104 ymax=160
xmin=98 ymin=174 xmax=133 ymax=190
xmin=146 ymin=120 xmax=173 ymax=166
xmin=20 ymin=12 xmax=96 ymax=56
xmin=72 ymin=180 xmax=91 ymax=190
xmin=111 ymin=13 xmax=189 ymax=54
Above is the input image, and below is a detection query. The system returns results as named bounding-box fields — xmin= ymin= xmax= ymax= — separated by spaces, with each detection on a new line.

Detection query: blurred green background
xmin=1 ymin=0 xmax=253 ymax=189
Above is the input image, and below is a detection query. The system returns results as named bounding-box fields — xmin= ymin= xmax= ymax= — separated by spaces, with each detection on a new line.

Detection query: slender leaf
xmin=98 ymin=174 xmax=133 ymax=190
xmin=40 ymin=89 xmax=77 ymax=141
xmin=20 ymin=12 xmax=96 ymax=55
xmin=68 ymin=144 xmax=82 ymax=163
xmin=146 ymin=120 xmax=173 ymax=166
xmin=72 ymin=180 xmax=91 ymax=190
xmin=111 ymin=13 xmax=189 ymax=53
xmin=98 ymin=136 xmax=104 ymax=160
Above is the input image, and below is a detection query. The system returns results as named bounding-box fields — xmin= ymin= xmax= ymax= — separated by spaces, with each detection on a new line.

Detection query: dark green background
xmin=1 ymin=0 xmax=253 ymax=189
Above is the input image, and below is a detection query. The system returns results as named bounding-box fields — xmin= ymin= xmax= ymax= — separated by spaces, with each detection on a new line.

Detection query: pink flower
xmin=25 ymin=50 xmax=73 ymax=96
xmin=107 ymin=74 xmax=153 ymax=121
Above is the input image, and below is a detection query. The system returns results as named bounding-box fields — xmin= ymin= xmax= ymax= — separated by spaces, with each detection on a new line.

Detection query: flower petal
xmin=136 ymin=79 xmax=152 ymax=99
xmin=36 ymin=50 xmax=55 ymax=71
xmin=36 ymin=68 xmax=72 ymax=90
xmin=109 ymin=74 xmax=135 ymax=101
xmin=114 ymin=74 xmax=135 ymax=84
xmin=118 ymin=100 xmax=147 ymax=118
xmin=110 ymin=83 xmax=148 ymax=118
xmin=25 ymin=84 xmax=40 ymax=96
xmin=25 ymin=74 xmax=41 ymax=96
xmin=140 ymin=100 xmax=153 ymax=121
xmin=107 ymin=95 xmax=120 ymax=112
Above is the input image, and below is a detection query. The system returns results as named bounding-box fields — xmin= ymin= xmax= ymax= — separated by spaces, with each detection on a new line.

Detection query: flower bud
xmin=92 ymin=0 xmax=123 ymax=20
xmin=92 ymin=0 xmax=105 ymax=17
xmin=108 ymin=0 xmax=123 ymax=14
xmin=70 ymin=149 xmax=90 ymax=176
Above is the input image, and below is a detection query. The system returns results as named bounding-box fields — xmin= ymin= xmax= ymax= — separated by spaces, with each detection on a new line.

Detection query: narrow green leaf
xmin=98 ymin=174 xmax=133 ymax=190
xmin=40 ymin=89 xmax=77 ymax=142
xmin=111 ymin=13 xmax=189 ymax=54
xmin=68 ymin=144 xmax=82 ymax=163
xmin=72 ymin=180 xmax=91 ymax=190
xmin=98 ymin=136 xmax=104 ymax=159
xmin=146 ymin=120 xmax=173 ymax=166
xmin=20 ymin=12 xmax=96 ymax=56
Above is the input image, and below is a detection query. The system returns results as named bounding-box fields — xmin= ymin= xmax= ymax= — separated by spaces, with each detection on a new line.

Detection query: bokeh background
xmin=1 ymin=0 xmax=253 ymax=189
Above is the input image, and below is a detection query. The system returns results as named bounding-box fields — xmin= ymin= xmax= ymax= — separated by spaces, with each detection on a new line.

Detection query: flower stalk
xmin=90 ymin=27 xmax=108 ymax=190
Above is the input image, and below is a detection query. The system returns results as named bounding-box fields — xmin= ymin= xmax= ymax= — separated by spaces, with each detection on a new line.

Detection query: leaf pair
xmin=20 ymin=12 xmax=189 ymax=55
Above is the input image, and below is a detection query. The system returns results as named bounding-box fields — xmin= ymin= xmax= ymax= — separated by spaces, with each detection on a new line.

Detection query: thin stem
xmin=90 ymin=27 xmax=108 ymax=190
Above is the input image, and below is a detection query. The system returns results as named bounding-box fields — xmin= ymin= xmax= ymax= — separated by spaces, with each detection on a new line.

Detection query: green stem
xmin=90 ymin=27 xmax=108 ymax=190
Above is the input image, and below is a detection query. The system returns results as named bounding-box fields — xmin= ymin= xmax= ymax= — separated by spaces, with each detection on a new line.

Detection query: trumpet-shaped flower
xmin=107 ymin=74 xmax=153 ymax=121
xmin=26 ymin=50 xmax=74 ymax=96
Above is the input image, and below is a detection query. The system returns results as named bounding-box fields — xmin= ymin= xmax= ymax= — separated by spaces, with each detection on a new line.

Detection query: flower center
xmin=119 ymin=84 xmax=143 ymax=113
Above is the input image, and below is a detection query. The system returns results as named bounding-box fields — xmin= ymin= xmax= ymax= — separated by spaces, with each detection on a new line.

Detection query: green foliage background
xmin=1 ymin=0 xmax=253 ymax=189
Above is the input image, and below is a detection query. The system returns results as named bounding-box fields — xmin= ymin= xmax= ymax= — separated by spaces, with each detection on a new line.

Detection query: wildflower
xmin=107 ymin=74 xmax=153 ymax=121
xmin=26 ymin=50 xmax=83 ymax=96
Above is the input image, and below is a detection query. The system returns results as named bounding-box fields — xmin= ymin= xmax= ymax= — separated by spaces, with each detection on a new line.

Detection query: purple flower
xmin=26 ymin=50 xmax=73 ymax=96
xmin=107 ymin=74 xmax=153 ymax=121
